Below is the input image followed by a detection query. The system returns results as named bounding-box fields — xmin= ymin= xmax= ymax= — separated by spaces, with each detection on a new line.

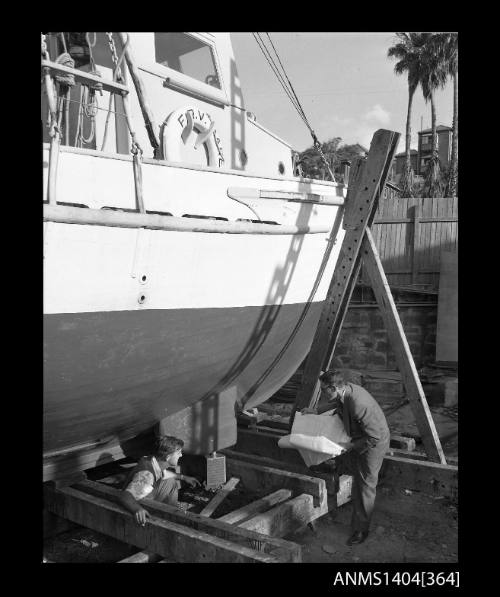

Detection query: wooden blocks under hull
xmin=43 ymin=449 xmax=340 ymax=562
xmin=230 ymin=427 xmax=457 ymax=500
xmin=44 ymin=479 xmax=300 ymax=563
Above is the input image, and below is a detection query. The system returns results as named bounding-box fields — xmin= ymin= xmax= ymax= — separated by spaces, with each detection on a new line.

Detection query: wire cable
xmin=252 ymin=32 xmax=335 ymax=180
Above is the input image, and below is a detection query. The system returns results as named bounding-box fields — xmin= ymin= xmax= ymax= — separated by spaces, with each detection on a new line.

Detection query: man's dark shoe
xmin=347 ymin=530 xmax=369 ymax=546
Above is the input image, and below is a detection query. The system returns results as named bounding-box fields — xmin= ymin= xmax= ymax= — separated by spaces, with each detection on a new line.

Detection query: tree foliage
xmin=298 ymin=139 xmax=367 ymax=182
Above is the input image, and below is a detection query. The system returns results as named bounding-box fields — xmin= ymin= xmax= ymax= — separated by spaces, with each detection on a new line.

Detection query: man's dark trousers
xmin=338 ymin=436 xmax=390 ymax=533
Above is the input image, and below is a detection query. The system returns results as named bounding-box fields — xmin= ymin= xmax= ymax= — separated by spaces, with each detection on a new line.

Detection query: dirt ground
xmin=295 ymin=485 xmax=457 ymax=563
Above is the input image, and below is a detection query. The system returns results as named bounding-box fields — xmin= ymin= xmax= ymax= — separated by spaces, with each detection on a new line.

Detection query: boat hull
xmin=44 ymin=301 xmax=323 ymax=457
xmin=43 ymin=148 xmax=345 ymax=479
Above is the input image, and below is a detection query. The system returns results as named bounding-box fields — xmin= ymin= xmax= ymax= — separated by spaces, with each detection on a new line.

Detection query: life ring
xmin=161 ymin=106 xmax=225 ymax=168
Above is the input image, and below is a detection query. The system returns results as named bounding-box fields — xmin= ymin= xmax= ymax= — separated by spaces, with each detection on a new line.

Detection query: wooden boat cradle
xmin=44 ymin=451 xmax=352 ymax=563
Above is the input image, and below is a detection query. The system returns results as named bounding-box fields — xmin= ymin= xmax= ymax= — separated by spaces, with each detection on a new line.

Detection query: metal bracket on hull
xmin=130 ymin=227 xmax=151 ymax=283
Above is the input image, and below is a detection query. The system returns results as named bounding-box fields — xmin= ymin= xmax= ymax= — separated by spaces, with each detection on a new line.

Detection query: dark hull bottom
xmin=44 ymin=301 xmax=322 ymax=474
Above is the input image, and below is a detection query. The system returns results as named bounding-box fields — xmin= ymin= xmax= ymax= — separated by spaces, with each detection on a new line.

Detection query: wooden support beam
xmin=389 ymin=449 xmax=458 ymax=466
xmin=117 ymin=551 xmax=164 ymax=563
xmin=71 ymin=480 xmax=301 ymax=562
xmin=217 ymin=489 xmax=293 ymax=525
xmin=361 ymin=228 xmax=446 ymax=464
xmin=223 ymin=448 xmax=351 ymax=507
xmin=200 ymin=477 xmax=240 ymax=517
xmin=390 ymin=435 xmax=416 ymax=452
xmin=380 ymin=455 xmax=457 ymax=499
xmin=234 ymin=428 xmax=419 ymax=467
xmin=239 ymin=494 xmax=315 ymax=537
xmin=43 ymin=509 xmax=80 ymax=539
xmin=292 ymin=130 xmax=400 ymax=420
xmin=235 ymin=428 xmax=296 ymax=462
xmin=223 ymin=451 xmax=328 ymax=510
xmin=223 ymin=446 xmax=307 ymax=475
xmin=44 ymin=482 xmax=281 ymax=563
xmin=337 ymin=475 xmax=353 ymax=507
xmin=233 ymin=429 xmax=455 ymax=496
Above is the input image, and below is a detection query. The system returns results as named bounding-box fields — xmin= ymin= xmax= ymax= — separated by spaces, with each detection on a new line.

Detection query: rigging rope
xmin=101 ymin=33 xmax=130 ymax=151
xmin=252 ymin=34 xmax=308 ymax=127
xmin=252 ymin=32 xmax=336 ymax=181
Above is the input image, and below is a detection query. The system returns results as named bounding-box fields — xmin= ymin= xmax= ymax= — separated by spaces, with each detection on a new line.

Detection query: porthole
xmin=138 ymin=293 xmax=146 ymax=304
xmin=240 ymin=149 xmax=248 ymax=167
xmin=140 ymin=274 xmax=147 ymax=284
xmin=278 ymin=162 xmax=285 ymax=175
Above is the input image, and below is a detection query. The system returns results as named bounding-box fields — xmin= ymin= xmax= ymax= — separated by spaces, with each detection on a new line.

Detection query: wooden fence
xmin=359 ymin=190 xmax=458 ymax=290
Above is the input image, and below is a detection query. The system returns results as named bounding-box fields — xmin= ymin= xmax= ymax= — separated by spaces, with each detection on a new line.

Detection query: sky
xmin=230 ymin=32 xmax=454 ymax=154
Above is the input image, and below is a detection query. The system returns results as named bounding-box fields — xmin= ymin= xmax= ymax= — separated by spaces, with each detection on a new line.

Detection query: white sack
xmin=288 ymin=412 xmax=352 ymax=467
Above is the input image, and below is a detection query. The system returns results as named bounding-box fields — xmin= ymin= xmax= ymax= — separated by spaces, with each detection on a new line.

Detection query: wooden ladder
xmin=291 ymin=128 xmax=446 ymax=465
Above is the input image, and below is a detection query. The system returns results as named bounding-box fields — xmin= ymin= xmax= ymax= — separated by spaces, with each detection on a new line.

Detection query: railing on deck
xmin=42 ymin=32 xmax=146 ymax=212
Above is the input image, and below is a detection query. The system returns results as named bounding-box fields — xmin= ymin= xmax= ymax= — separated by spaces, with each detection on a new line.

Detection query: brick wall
xmin=334 ymin=304 xmax=437 ymax=371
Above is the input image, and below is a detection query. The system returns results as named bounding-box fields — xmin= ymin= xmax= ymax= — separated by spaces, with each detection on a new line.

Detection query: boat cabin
xmin=42 ymin=32 xmax=295 ymax=178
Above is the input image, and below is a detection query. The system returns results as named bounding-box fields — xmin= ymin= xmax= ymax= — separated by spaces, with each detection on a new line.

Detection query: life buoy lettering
xmin=161 ymin=106 xmax=225 ymax=168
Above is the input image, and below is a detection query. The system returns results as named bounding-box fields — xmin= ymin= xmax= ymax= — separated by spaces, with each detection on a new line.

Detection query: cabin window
xmin=154 ymin=33 xmax=221 ymax=89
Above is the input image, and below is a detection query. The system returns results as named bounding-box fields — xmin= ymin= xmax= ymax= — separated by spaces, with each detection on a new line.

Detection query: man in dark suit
xmin=306 ymin=369 xmax=390 ymax=546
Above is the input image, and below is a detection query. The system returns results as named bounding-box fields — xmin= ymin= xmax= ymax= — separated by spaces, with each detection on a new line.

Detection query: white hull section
xmin=44 ymin=148 xmax=346 ymax=315
xmin=43 ymin=145 xmax=344 ymax=224
xmin=44 ymin=221 xmax=345 ymax=314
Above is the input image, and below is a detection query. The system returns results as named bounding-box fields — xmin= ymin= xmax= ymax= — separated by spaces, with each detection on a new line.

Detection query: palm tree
xmin=387 ymin=33 xmax=428 ymax=197
xmin=420 ymin=33 xmax=449 ymax=198
xmin=433 ymin=33 xmax=458 ymax=197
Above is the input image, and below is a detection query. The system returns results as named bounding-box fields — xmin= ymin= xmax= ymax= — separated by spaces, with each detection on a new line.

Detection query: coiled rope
xmin=74 ymin=33 xmax=103 ymax=147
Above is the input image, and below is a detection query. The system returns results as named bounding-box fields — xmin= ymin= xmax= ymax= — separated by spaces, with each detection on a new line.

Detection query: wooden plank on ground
xmin=361 ymin=228 xmax=446 ymax=464
xmin=389 ymin=449 xmax=457 ymax=465
xmin=44 ymin=483 xmax=281 ymax=563
xmin=217 ymin=489 xmax=293 ymax=525
xmin=223 ymin=448 xmax=340 ymax=499
xmin=200 ymin=477 xmax=240 ymax=517
xmin=117 ymin=551 xmax=164 ymax=563
xmin=72 ymin=479 xmax=301 ymax=562
xmin=337 ymin=474 xmax=353 ymax=507
xmin=390 ymin=434 xmax=416 ymax=451
xmin=222 ymin=450 xmax=327 ymax=510
xmin=239 ymin=494 xmax=315 ymax=537
xmin=380 ymin=455 xmax=457 ymax=499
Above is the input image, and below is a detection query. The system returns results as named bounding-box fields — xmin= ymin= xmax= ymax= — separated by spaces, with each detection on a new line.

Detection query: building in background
xmin=391 ymin=149 xmax=418 ymax=181
xmin=389 ymin=124 xmax=452 ymax=184
xmin=417 ymin=125 xmax=452 ymax=174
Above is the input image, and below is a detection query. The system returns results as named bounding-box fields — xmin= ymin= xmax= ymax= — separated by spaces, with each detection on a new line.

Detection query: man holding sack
xmin=303 ymin=369 xmax=390 ymax=546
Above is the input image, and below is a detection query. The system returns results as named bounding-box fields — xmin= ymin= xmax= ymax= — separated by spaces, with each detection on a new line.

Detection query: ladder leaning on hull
xmin=290 ymin=128 xmax=446 ymax=465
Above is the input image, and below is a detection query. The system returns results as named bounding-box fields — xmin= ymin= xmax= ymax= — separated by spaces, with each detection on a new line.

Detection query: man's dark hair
xmin=319 ymin=369 xmax=347 ymax=388
xmin=156 ymin=435 xmax=184 ymax=459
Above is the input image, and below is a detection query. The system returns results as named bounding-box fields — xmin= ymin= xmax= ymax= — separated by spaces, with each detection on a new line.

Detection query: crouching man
xmin=305 ymin=369 xmax=390 ymax=546
xmin=118 ymin=435 xmax=200 ymax=526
